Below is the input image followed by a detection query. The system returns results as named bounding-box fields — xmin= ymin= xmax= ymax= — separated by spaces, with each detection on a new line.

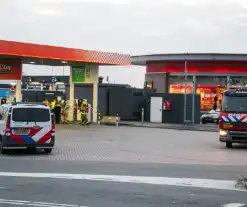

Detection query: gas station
xmin=0 ymin=40 xmax=130 ymax=122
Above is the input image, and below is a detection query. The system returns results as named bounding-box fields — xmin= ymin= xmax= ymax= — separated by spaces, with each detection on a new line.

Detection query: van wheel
xmin=44 ymin=149 xmax=52 ymax=154
xmin=226 ymin=142 xmax=233 ymax=148
xmin=0 ymin=143 xmax=6 ymax=155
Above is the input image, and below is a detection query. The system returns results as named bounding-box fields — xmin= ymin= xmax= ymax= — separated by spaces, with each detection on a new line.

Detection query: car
xmin=0 ymin=102 xmax=55 ymax=154
xmin=200 ymin=109 xmax=220 ymax=124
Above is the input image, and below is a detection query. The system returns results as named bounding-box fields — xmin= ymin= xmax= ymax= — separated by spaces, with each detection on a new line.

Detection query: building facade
xmin=131 ymin=54 xmax=247 ymax=111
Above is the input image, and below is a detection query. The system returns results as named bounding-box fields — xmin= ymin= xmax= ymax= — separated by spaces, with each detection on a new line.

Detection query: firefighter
xmin=54 ymin=100 xmax=62 ymax=124
xmin=61 ymin=100 xmax=69 ymax=124
xmin=80 ymin=99 xmax=89 ymax=126
xmin=51 ymin=99 xmax=56 ymax=113
xmin=73 ymin=100 xmax=78 ymax=122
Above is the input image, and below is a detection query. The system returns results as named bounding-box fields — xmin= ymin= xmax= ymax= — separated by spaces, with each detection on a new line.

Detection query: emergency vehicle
xmin=219 ymin=87 xmax=247 ymax=148
xmin=0 ymin=102 xmax=55 ymax=154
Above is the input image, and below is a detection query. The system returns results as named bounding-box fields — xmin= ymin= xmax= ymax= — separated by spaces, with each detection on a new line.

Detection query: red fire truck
xmin=219 ymin=87 xmax=247 ymax=148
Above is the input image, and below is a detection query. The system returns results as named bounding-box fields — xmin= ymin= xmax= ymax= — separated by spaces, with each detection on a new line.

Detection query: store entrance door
xmin=150 ymin=97 xmax=162 ymax=123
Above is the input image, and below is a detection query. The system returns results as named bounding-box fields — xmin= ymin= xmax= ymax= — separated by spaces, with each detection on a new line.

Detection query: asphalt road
xmin=0 ymin=176 xmax=246 ymax=207
xmin=0 ymin=126 xmax=247 ymax=206
xmin=0 ymin=160 xmax=246 ymax=207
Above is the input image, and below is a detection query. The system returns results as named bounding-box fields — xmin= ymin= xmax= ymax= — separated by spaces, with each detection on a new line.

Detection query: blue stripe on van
xmin=19 ymin=135 xmax=36 ymax=144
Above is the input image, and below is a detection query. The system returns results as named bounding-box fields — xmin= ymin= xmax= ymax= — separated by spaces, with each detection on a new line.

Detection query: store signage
xmin=10 ymin=87 xmax=15 ymax=94
xmin=72 ymin=64 xmax=97 ymax=83
xmin=72 ymin=65 xmax=86 ymax=83
xmin=51 ymin=77 xmax=57 ymax=83
xmin=0 ymin=64 xmax=11 ymax=74
xmin=27 ymin=84 xmax=42 ymax=90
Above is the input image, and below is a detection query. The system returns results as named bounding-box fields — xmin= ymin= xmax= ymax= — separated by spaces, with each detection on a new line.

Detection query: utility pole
xmin=183 ymin=60 xmax=187 ymax=124
xmin=192 ymin=75 xmax=196 ymax=125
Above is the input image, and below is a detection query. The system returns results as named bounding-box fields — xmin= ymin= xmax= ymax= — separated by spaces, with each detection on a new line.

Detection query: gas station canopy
xmin=0 ymin=40 xmax=130 ymax=66
xmin=0 ymin=40 xmax=130 ymax=122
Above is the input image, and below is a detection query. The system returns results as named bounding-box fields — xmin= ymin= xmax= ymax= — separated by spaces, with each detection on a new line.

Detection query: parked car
xmin=200 ymin=109 xmax=220 ymax=124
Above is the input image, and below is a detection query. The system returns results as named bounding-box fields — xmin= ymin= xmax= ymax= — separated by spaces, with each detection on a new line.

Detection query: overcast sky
xmin=1 ymin=0 xmax=247 ymax=87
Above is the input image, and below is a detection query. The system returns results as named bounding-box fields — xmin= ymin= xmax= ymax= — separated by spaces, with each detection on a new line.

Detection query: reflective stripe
xmin=233 ymin=116 xmax=240 ymax=122
xmin=229 ymin=116 xmax=237 ymax=122
xmin=222 ymin=116 xmax=229 ymax=122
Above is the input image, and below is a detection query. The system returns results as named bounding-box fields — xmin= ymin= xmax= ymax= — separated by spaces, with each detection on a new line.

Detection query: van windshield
xmin=12 ymin=108 xmax=50 ymax=122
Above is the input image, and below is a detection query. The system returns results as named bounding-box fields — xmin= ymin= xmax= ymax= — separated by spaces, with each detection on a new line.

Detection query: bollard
xmin=141 ymin=108 xmax=144 ymax=125
xmin=97 ymin=112 xmax=101 ymax=125
xmin=116 ymin=114 xmax=119 ymax=127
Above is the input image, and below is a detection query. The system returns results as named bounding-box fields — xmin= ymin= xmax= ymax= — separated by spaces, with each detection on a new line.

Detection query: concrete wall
xmin=145 ymin=73 xmax=169 ymax=93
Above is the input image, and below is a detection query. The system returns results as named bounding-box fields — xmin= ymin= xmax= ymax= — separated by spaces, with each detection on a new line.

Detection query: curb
xmin=121 ymin=124 xmax=218 ymax=132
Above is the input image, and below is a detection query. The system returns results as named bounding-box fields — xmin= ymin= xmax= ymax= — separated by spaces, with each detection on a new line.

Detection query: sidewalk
xmin=120 ymin=121 xmax=218 ymax=132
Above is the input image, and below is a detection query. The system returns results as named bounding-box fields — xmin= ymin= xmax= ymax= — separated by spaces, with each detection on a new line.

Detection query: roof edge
xmin=131 ymin=53 xmax=247 ymax=65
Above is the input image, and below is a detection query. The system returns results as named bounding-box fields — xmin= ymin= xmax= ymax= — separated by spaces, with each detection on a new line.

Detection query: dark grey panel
xmin=108 ymin=88 xmax=146 ymax=121
xmin=145 ymin=73 xmax=169 ymax=93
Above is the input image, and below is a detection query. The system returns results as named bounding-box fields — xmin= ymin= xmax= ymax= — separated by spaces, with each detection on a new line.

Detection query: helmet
xmin=82 ymin=99 xmax=87 ymax=104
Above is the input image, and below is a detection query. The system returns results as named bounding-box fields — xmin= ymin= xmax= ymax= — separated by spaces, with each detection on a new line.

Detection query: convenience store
xmin=131 ymin=53 xmax=247 ymax=111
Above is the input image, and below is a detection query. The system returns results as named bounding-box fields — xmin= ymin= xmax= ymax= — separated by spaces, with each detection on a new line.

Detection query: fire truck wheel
xmin=226 ymin=142 xmax=233 ymax=148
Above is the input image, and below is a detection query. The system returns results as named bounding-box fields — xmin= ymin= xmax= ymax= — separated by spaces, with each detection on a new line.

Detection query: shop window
xmin=169 ymin=84 xmax=226 ymax=111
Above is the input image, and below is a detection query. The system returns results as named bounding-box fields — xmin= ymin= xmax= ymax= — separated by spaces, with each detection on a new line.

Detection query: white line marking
xmin=27 ymin=204 xmax=54 ymax=207
xmin=34 ymin=202 xmax=77 ymax=207
xmin=0 ymin=199 xmax=29 ymax=203
xmin=0 ymin=172 xmax=244 ymax=192
xmin=222 ymin=203 xmax=246 ymax=207
xmin=0 ymin=201 xmax=26 ymax=205
xmin=0 ymin=198 xmax=88 ymax=207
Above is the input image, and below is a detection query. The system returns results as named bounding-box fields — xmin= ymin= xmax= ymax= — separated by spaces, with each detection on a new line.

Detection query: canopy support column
xmin=68 ymin=66 xmax=74 ymax=121
xmin=15 ymin=80 xmax=22 ymax=102
xmin=92 ymin=65 xmax=99 ymax=123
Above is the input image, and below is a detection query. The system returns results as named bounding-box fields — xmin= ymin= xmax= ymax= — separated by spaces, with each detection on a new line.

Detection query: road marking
xmin=0 ymin=172 xmax=245 ymax=192
xmin=34 ymin=202 xmax=78 ymax=207
xmin=222 ymin=203 xmax=246 ymax=207
xmin=0 ymin=198 xmax=88 ymax=207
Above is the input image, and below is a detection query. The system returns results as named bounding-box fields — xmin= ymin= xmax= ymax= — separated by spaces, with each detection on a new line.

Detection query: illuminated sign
xmin=0 ymin=64 xmax=11 ymax=74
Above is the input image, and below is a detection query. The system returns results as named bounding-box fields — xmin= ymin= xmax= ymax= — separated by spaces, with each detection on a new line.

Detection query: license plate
xmin=14 ymin=129 xmax=29 ymax=135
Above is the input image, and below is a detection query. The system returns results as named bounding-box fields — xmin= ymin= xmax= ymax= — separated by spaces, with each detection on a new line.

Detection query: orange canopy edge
xmin=0 ymin=40 xmax=131 ymax=66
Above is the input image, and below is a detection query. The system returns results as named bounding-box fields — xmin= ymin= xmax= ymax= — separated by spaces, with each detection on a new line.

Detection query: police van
xmin=0 ymin=102 xmax=55 ymax=154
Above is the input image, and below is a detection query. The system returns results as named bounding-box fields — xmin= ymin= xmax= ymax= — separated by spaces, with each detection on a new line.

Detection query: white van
xmin=0 ymin=102 xmax=55 ymax=154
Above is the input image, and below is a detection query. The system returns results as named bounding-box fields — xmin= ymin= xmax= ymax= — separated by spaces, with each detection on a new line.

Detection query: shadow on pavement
xmin=1 ymin=149 xmax=52 ymax=156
